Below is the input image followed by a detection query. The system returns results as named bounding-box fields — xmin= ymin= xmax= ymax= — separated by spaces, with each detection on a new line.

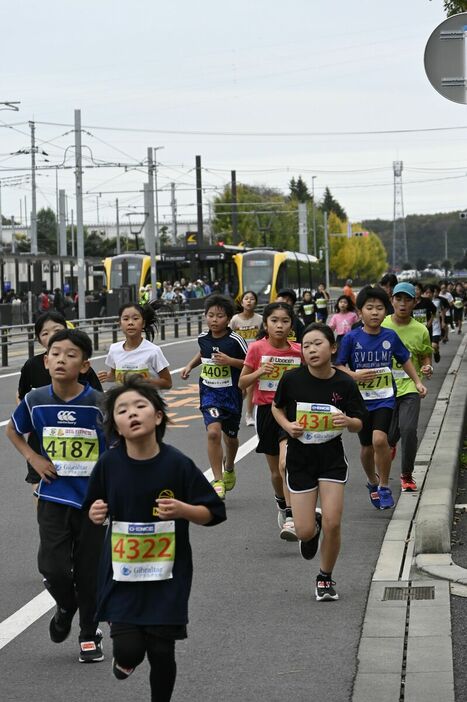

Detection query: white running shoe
xmin=280 ymin=517 xmax=298 ymax=542
xmin=245 ymin=413 xmax=255 ymax=427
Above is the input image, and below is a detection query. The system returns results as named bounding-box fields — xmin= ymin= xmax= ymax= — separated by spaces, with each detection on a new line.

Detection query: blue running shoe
xmin=366 ymin=482 xmax=380 ymax=509
xmin=378 ymin=486 xmax=394 ymax=510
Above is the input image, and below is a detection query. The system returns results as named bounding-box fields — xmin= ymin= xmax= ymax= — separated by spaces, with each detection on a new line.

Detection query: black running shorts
xmin=358 ymin=406 xmax=393 ymax=447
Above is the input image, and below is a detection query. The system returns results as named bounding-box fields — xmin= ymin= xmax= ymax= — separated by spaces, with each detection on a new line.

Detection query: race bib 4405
xmin=200 ymin=358 xmax=232 ymax=387
xmin=111 ymin=520 xmax=175 ymax=582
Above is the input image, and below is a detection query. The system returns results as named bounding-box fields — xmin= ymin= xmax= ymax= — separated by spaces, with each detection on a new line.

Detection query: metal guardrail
xmin=0 ymin=310 xmax=207 ymax=367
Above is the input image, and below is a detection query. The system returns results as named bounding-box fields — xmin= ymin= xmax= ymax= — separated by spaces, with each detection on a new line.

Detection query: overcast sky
xmin=0 ymin=0 xmax=464 ymax=230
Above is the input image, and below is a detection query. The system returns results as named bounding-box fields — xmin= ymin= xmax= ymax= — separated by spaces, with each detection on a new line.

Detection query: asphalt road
xmin=0 ymin=332 xmax=462 ymax=702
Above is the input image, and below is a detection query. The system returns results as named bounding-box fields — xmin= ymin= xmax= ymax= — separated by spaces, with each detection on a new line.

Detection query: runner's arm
xmin=5 ymin=420 xmax=57 ymax=482
xmin=181 ymin=352 xmax=202 ymax=379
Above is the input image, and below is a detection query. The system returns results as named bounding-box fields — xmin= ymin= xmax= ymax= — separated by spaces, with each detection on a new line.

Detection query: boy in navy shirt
xmin=7 ymin=329 xmax=106 ymax=663
xmin=336 ymin=286 xmax=427 ymax=510
xmin=181 ymin=294 xmax=247 ymax=500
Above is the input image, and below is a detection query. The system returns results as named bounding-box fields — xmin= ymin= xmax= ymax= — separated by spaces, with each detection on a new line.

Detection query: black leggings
xmin=111 ymin=623 xmax=176 ymax=702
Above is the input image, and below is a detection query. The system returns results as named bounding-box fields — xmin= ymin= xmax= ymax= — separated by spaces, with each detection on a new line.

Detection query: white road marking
xmin=0 ymin=433 xmax=258 ymax=650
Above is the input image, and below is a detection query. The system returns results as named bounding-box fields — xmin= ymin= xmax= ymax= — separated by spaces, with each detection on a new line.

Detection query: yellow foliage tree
xmin=330 ymin=224 xmax=387 ymax=283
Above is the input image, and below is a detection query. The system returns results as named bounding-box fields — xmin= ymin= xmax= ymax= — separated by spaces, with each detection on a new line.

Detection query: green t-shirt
xmin=382 ymin=315 xmax=432 ymax=397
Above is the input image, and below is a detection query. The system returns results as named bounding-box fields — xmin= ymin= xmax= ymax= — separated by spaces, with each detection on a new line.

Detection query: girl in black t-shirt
xmin=272 ymin=323 xmax=366 ymax=602
xmin=86 ymin=376 xmax=226 ymax=702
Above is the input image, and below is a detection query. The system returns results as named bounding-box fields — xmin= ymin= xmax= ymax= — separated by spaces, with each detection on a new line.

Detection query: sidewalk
xmin=353 ymin=334 xmax=467 ymax=702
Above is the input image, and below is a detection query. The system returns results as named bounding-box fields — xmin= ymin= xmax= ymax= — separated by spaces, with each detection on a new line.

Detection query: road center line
xmin=0 ymin=433 xmax=258 ymax=650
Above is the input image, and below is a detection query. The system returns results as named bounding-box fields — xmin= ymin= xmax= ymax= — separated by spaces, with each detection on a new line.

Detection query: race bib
xmin=237 ymin=327 xmax=258 ymax=343
xmin=111 ymin=520 xmax=175 ymax=582
xmin=412 ymin=309 xmax=427 ymax=325
xmin=42 ymin=426 xmax=99 ymax=477
xmin=115 ymin=367 xmax=150 ymax=383
xmin=303 ymin=304 xmax=314 ymax=316
xmin=356 ymin=367 xmax=394 ymax=400
xmin=258 ymin=356 xmax=301 ymax=391
xmin=315 ymin=298 xmax=328 ymax=309
xmin=454 ymin=299 xmax=464 ymax=309
xmin=296 ymin=402 xmax=343 ymax=444
xmin=200 ymin=358 xmax=232 ymax=387
xmin=392 ymin=368 xmax=409 ymax=380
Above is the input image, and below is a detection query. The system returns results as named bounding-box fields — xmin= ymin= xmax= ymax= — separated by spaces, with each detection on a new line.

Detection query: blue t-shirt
xmin=11 ymin=383 xmax=105 ymax=509
xmin=335 ymin=327 xmax=410 ymax=410
xmin=197 ymin=329 xmax=247 ymax=415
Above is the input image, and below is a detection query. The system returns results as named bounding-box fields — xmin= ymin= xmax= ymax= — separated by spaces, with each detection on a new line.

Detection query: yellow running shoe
xmin=222 ymin=467 xmax=236 ymax=492
xmin=212 ymin=480 xmax=226 ymax=500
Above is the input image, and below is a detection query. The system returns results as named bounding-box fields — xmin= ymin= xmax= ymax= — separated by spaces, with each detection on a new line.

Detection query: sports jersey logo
xmin=57 ymin=410 xmax=77 ymax=423
xmin=153 ymin=489 xmax=175 ymax=517
xmin=355 ymin=342 xmax=363 ymax=350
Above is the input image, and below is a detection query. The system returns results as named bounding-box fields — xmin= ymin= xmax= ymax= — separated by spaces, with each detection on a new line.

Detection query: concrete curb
xmin=414 ymin=335 xmax=467 ymax=574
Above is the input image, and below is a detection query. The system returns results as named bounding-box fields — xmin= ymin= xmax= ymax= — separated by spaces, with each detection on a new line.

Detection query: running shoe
xmin=222 ymin=468 xmax=236 ymax=491
xmin=366 ymin=482 xmax=380 ymax=509
xmin=49 ymin=605 xmax=76 ymax=643
xmin=434 ymin=350 xmax=440 ymax=363
xmin=280 ymin=517 xmax=298 ymax=542
xmin=245 ymin=413 xmax=255 ymax=427
xmin=212 ymin=480 xmax=226 ymax=500
xmin=389 ymin=445 xmax=397 ymax=461
xmin=401 ymin=475 xmax=417 ymax=492
xmin=315 ymin=575 xmax=339 ymax=601
xmin=112 ymin=658 xmax=135 ymax=680
xmin=299 ymin=509 xmax=322 ymax=560
xmin=378 ymin=486 xmax=395 ymax=510
xmin=277 ymin=507 xmax=287 ymax=529
xmin=79 ymin=629 xmax=104 ymax=663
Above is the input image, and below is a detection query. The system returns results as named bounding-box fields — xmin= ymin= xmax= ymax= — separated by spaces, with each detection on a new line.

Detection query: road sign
xmin=425 ymin=12 xmax=467 ymax=104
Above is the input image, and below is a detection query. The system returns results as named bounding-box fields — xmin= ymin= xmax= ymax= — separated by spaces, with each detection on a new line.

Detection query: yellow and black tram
xmin=232 ymin=249 xmax=318 ymax=304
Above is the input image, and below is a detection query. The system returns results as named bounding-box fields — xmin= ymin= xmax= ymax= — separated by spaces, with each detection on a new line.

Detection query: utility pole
xmin=444 ymin=231 xmax=448 ymax=261
xmin=29 ymin=121 xmax=38 ymax=254
xmin=298 ymin=202 xmax=308 ymax=254
xmin=71 ymin=209 xmax=75 ymax=257
xmin=312 ymin=176 xmax=317 ymax=257
xmin=231 ymin=170 xmax=239 ymax=244
xmin=55 ymin=167 xmax=59 ymax=254
xmin=59 ymin=189 xmax=67 ymax=256
xmin=195 ymin=155 xmax=203 ymax=245
xmin=74 ymin=109 xmax=86 ymax=319
xmin=144 ymin=181 xmax=157 ymax=295
xmin=0 ymin=182 xmax=2 ymax=248
xmin=116 ymin=198 xmax=121 ymax=254
xmin=154 ymin=146 xmax=164 ymax=254
xmin=11 ymin=215 xmax=16 ymax=254
xmin=324 ymin=211 xmax=330 ymax=291
xmin=170 ymin=182 xmax=177 ymax=244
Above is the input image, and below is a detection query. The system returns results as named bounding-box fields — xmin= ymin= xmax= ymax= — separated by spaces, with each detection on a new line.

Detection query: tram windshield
xmin=109 ymin=256 xmax=143 ymax=289
xmin=241 ymin=253 xmax=274 ymax=303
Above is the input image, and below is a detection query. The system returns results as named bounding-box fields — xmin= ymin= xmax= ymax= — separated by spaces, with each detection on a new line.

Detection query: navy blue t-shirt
xmin=11 ymin=383 xmax=105 ymax=508
xmin=336 ymin=326 xmax=410 ymax=410
xmin=197 ymin=328 xmax=247 ymax=415
xmin=84 ymin=442 xmax=227 ymax=626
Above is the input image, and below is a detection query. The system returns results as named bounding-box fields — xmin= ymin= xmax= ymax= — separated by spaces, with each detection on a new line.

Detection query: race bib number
xmin=356 ymin=367 xmax=394 ymax=400
xmin=237 ymin=326 xmax=258 ymax=343
xmin=454 ymin=299 xmax=464 ymax=309
xmin=413 ymin=309 xmax=427 ymax=325
xmin=200 ymin=358 xmax=232 ymax=387
xmin=115 ymin=367 xmax=150 ymax=383
xmin=296 ymin=402 xmax=343 ymax=444
xmin=303 ymin=304 xmax=314 ymax=316
xmin=42 ymin=426 xmax=99 ymax=477
xmin=315 ymin=298 xmax=328 ymax=309
xmin=258 ymin=356 xmax=301 ymax=391
xmin=111 ymin=521 xmax=175 ymax=582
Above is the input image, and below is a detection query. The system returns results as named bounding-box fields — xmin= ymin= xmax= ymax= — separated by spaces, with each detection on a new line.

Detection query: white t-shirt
xmin=230 ymin=313 xmax=263 ymax=345
xmin=105 ymin=339 xmax=169 ymax=383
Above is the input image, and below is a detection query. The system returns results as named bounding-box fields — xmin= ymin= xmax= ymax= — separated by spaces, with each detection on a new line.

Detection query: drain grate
xmin=383 ymin=586 xmax=435 ymax=601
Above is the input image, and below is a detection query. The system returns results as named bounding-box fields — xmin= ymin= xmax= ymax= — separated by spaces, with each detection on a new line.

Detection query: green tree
xmin=289 ymin=175 xmax=311 ymax=202
xmin=445 ymin=1 xmax=467 ymax=16
xmin=37 ymin=207 xmax=58 ymax=254
xmin=321 ymin=187 xmax=347 ymax=221
xmin=84 ymin=229 xmax=116 ymax=257
xmin=416 ymin=257 xmax=427 ymax=271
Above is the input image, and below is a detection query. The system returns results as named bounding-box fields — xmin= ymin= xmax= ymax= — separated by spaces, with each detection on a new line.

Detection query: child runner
xmin=424 ymin=284 xmax=447 ymax=363
xmin=17 ymin=311 xmax=102 ymax=491
xmin=98 ymin=302 xmax=172 ymax=389
xmin=314 ymin=284 xmax=331 ymax=323
xmin=86 ymin=376 xmax=226 ymax=701
xmin=297 ymin=290 xmax=316 ymax=326
xmin=272 ymin=323 xmax=366 ymax=600
xmin=181 ymin=294 xmax=247 ymax=500
xmin=452 ymin=282 xmax=466 ymax=334
xmin=276 ymin=289 xmax=305 ymax=342
xmin=412 ymin=283 xmax=436 ymax=336
xmin=239 ymin=302 xmax=302 ymax=540
xmin=335 ymin=286 xmax=427 ymax=510
xmin=6 ymin=329 xmax=106 ymax=662
xmin=230 ymin=290 xmax=263 ymax=427
xmin=382 ymin=282 xmax=433 ymax=493
xmin=327 ymin=295 xmax=359 ymax=348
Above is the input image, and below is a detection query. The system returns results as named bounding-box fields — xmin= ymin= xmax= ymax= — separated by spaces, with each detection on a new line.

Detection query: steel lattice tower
xmin=392 ymin=160 xmax=408 ymax=270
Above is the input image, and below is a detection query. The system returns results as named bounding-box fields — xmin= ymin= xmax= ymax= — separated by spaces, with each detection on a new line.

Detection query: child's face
xmin=302 ymin=330 xmax=334 ymax=367
xmin=120 ymin=307 xmax=144 ymax=338
xmin=392 ymin=293 xmax=415 ymax=319
xmin=241 ymin=293 xmax=256 ymax=312
xmin=264 ymin=308 xmax=292 ymax=341
xmin=360 ymin=298 xmax=387 ymax=329
xmin=205 ymin=306 xmax=229 ymax=335
xmin=45 ymin=339 xmax=89 ymax=381
xmin=338 ymin=298 xmax=348 ymax=312
xmin=38 ymin=319 xmax=66 ymax=349
xmin=113 ymin=390 xmax=163 ymax=441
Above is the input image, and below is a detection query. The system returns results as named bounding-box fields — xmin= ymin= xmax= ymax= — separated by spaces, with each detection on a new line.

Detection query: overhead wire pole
xmin=29 ymin=121 xmax=38 ymax=255
xmin=145 ymin=146 xmax=157 ymax=295
xmin=115 ymin=198 xmax=121 ymax=254
xmin=74 ymin=109 xmax=86 ymax=320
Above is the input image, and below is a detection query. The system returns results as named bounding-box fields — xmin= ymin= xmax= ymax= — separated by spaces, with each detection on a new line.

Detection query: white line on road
xmin=0 ymin=433 xmax=258 ymax=650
